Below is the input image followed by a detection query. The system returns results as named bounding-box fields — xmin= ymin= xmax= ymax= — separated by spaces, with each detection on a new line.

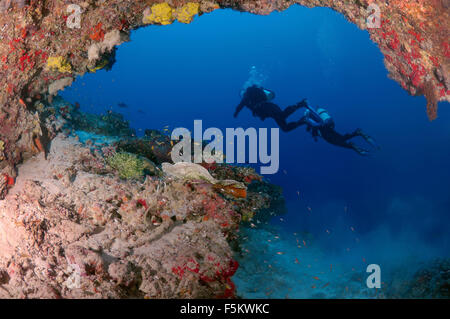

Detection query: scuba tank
xmin=317 ymin=108 xmax=332 ymax=122
xmin=262 ymin=88 xmax=275 ymax=101
xmin=304 ymin=105 xmax=333 ymax=127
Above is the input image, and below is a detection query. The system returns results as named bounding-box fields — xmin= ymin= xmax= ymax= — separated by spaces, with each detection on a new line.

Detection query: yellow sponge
xmin=143 ymin=3 xmax=174 ymax=25
xmin=175 ymin=3 xmax=200 ymax=24
xmin=46 ymin=56 xmax=72 ymax=73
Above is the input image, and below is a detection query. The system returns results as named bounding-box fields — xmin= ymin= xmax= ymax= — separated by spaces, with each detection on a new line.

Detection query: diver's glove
xmin=297 ymin=99 xmax=308 ymax=108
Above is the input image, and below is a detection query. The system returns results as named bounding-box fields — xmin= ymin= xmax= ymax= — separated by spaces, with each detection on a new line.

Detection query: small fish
xmin=313 ymin=276 xmax=320 ymax=280
xmin=276 ymin=252 xmax=284 ymax=255
xmin=350 ymin=226 xmax=355 ymax=232
xmin=294 ymin=258 xmax=299 ymax=264
xmin=117 ymin=102 xmax=128 ymax=108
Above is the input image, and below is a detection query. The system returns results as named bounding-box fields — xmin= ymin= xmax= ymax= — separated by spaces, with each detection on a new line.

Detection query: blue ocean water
xmin=61 ymin=6 xmax=450 ymax=298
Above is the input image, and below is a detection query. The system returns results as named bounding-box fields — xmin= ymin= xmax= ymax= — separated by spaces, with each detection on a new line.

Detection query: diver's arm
xmin=305 ymin=118 xmax=322 ymax=128
xmin=234 ymin=101 xmax=245 ymax=118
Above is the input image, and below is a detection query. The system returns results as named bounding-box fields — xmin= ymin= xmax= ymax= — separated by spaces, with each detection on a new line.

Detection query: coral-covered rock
xmin=0 ymin=134 xmax=283 ymax=298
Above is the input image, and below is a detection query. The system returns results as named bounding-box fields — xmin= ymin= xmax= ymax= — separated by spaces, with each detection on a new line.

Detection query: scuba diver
xmin=302 ymin=104 xmax=379 ymax=156
xmin=234 ymin=85 xmax=307 ymax=132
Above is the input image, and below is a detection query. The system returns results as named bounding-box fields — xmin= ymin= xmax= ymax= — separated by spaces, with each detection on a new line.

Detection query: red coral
xmin=90 ymin=23 xmax=105 ymax=42
xmin=216 ymin=259 xmax=239 ymax=298
xmin=3 ymin=174 xmax=14 ymax=186
xmin=172 ymin=265 xmax=185 ymax=279
xmin=201 ymin=161 xmax=217 ymax=172
xmin=443 ymin=41 xmax=450 ymax=58
xmin=136 ymin=199 xmax=148 ymax=209
xmin=117 ymin=19 xmax=129 ymax=31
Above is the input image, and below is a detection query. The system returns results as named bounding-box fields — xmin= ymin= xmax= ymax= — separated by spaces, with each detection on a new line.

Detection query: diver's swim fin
xmin=356 ymin=129 xmax=380 ymax=150
xmin=351 ymin=143 xmax=370 ymax=156
xmin=364 ymin=135 xmax=380 ymax=150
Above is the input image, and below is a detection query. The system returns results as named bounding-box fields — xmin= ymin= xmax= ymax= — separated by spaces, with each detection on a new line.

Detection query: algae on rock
xmin=107 ymin=152 xmax=146 ymax=180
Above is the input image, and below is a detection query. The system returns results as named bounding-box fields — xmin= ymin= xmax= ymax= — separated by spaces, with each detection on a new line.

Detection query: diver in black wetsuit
xmin=234 ymin=85 xmax=307 ymax=132
xmin=302 ymin=104 xmax=379 ymax=156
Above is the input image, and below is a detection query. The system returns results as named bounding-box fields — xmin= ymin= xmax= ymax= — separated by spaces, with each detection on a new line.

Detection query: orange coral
xmin=89 ymin=23 xmax=105 ymax=42
xmin=214 ymin=184 xmax=247 ymax=199
xmin=34 ymin=136 xmax=44 ymax=153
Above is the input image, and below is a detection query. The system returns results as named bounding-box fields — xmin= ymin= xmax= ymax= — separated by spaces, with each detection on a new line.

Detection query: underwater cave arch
xmin=0 ymin=0 xmax=449 ymax=300
xmin=0 ymin=0 xmax=448 ymax=179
